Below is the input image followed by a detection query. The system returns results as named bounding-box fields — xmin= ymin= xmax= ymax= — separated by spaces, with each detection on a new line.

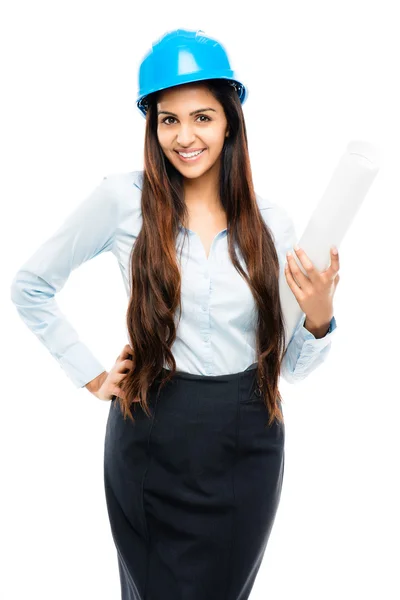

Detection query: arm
xmin=10 ymin=175 xmax=120 ymax=389
xmin=259 ymin=199 xmax=338 ymax=384
xmin=280 ymin=312 xmax=337 ymax=384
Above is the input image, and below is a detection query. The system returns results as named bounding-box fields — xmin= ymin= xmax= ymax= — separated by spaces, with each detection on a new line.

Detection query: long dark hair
xmin=117 ymin=78 xmax=288 ymax=427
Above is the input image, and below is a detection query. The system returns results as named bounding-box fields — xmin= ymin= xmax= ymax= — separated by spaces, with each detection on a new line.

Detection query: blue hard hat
xmin=136 ymin=28 xmax=248 ymax=118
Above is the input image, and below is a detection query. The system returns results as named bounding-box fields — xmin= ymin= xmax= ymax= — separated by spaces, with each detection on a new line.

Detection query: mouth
xmin=174 ymin=149 xmax=206 ymax=162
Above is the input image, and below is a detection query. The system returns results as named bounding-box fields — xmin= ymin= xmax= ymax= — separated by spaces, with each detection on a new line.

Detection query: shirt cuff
xmin=57 ymin=342 xmax=107 ymax=388
xmin=298 ymin=314 xmax=337 ymax=347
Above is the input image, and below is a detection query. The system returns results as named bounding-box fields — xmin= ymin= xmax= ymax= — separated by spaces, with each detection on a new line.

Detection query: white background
xmin=2 ymin=1 xmax=399 ymax=598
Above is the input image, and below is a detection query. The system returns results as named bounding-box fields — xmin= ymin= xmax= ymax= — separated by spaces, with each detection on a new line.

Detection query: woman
xmin=11 ymin=28 xmax=339 ymax=600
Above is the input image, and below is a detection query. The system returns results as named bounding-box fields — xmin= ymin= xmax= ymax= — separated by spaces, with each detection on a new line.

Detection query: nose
xmin=176 ymin=124 xmax=197 ymax=147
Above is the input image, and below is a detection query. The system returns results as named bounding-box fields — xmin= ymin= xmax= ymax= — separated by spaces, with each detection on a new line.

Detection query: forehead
xmin=157 ymin=83 xmax=216 ymax=108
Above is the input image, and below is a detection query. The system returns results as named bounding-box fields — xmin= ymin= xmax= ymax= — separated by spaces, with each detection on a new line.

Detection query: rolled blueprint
xmin=280 ymin=140 xmax=380 ymax=348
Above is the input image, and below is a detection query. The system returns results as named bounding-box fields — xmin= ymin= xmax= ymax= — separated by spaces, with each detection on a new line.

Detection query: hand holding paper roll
xmin=280 ymin=140 xmax=381 ymax=349
xmin=284 ymin=244 xmax=340 ymax=336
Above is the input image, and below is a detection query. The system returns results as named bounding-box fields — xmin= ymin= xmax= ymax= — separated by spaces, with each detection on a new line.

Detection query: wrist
xmin=304 ymin=317 xmax=331 ymax=339
xmin=85 ymin=371 xmax=108 ymax=393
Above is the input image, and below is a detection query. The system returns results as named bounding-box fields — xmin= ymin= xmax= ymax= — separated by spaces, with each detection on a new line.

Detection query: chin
xmin=181 ymin=165 xmax=213 ymax=178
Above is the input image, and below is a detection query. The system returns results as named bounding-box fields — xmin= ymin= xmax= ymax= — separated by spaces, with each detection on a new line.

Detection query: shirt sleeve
xmin=10 ymin=175 xmax=120 ymax=389
xmin=262 ymin=201 xmax=338 ymax=385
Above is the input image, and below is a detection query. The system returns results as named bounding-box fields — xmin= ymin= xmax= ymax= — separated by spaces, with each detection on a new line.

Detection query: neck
xmin=182 ymin=161 xmax=223 ymax=213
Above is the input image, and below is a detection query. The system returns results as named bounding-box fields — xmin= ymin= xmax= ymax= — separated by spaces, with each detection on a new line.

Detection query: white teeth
xmin=178 ymin=149 xmax=204 ymax=158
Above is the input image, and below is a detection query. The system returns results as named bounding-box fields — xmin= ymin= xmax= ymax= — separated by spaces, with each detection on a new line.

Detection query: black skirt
xmin=103 ymin=365 xmax=285 ymax=600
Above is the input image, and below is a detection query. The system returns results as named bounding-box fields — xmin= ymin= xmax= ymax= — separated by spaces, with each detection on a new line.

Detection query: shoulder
xmin=255 ymin=192 xmax=296 ymax=251
xmin=99 ymin=170 xmax=143 ymax=237
xmin=102 ymin=169 xmax=143 ymax=212
xmin=102 ymin=169 xmax=143 ymax=194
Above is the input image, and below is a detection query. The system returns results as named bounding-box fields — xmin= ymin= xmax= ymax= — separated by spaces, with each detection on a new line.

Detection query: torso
xmin=184 ymin=210 xmax=228 ymax=260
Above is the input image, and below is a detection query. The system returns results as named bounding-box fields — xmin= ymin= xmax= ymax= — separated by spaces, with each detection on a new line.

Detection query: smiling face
xmin=156 ymin=82 xmax=229 ymax=180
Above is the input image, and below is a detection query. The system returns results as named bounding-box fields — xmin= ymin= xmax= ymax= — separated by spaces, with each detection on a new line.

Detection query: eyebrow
xmin=157 ymin=107 xmax=217 ymax=117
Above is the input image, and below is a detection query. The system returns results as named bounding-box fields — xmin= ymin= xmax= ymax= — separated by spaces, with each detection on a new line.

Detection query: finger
xmin=116 ymin=359 xmax=134 ymax=374
xmin=114 ymin=371 xmax=130 ymax=383
xmin=112 ymin=383 xmax=123 ymax=394
xmin=112 ymin=377 xmax=128 ymax=395
xmin=293 ymin=246 xmax=318 ymax=281
xmin=122 ymin=343 xmax=133 ymax=355
xmin=284 ymin=261 xmax=305 ymax=301
xmin=330 ymin=246 xmax=340 ymax=277
xmin=286 ymin=251 xmax=311 ymax=289
xmin=119 ymin=344 xmax=134 ymax=360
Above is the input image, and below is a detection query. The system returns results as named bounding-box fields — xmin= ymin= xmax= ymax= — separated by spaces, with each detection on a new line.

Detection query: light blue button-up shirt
xmin=10 ymin=170 xmax=337 ymax=388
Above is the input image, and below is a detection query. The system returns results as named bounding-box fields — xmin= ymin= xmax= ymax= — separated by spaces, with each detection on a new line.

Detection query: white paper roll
xmin=280 ymin=140 xmax=381 ymax=348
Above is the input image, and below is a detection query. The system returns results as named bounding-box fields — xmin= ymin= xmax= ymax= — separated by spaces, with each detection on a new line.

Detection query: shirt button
xmin=202 ymin=305 xmax=207 ymax=311
xmin=204 ymin=335 xmax=209 ymax=342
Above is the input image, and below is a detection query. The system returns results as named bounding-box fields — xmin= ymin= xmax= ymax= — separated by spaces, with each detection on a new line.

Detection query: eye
xmin=161 ymin=114 xmax=211 ymax=125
